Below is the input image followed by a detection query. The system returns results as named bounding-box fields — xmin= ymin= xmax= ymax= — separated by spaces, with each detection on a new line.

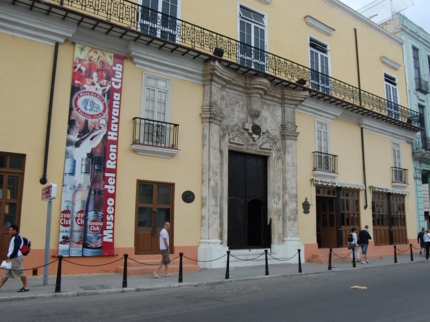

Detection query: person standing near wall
xmin=358 ymin=225 xmax=372 ymax=264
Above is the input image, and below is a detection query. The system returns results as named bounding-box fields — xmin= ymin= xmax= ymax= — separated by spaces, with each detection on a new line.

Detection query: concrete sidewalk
xmin=0 ymin=254 xmax=427 ymax=302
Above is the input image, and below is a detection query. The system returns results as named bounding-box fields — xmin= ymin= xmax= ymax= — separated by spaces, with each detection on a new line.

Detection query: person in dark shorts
xmin=0 ymin=225 xmax=29 ymax=292
xmin=358 ymin=225 xmax=372 ymax=264
xmin=153 ymin=222 xmax=171 ymax=278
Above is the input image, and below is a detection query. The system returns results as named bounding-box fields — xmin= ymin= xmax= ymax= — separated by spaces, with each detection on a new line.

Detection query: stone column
xmin=198 ymin=62 xmax=229 ymax=268
xmin=271 ymin=88 xmax=308 ymax=260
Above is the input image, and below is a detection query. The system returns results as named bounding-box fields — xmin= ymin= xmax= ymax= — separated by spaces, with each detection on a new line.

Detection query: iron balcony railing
xmin=413 ymin=134 xmax=430 ymax=151
xmin=391 ymin=167 xmax=408 ymax=184
xmin=132 ymin=117 xmax=179 ymax=149
xmin=51 ymin=0 xmax=423 ymax=127
xmin=415 ymin=77 xmax=429 ymax=94
xmin=313 ymin=152 xmax=338 ymax=173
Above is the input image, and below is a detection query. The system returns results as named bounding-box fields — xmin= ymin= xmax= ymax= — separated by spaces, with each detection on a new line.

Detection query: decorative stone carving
xmin=281 ymin=123 xmax=299 ymax=140
xmin=227 ymin=124 xmax=281 ymax=156
xmin=201 ymin=104 xmax=224 ymax=125
xmin=247 ymin=78 xmax=271 ymax=121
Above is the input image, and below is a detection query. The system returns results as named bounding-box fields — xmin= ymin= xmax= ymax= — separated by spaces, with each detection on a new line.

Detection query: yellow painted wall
xmin=0 ymin=34 xmax=203 ymax=253
xmin=296 ymin=108 xmax=417 ymax=244
xmin=182 ymin=0 xmax=407 ymax=105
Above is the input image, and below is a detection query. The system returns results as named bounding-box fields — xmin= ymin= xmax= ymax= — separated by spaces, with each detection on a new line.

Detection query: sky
xmin=339 ymin=0 xmax=430 ymax=34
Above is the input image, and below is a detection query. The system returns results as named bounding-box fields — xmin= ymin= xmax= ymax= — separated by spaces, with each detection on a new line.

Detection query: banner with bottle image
xmin=59 ymin=43 xmax=124 ymax=256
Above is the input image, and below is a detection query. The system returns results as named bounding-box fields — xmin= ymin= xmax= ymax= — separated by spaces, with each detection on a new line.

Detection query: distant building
xmin=381 ymin=13 xmax=430 ymax=231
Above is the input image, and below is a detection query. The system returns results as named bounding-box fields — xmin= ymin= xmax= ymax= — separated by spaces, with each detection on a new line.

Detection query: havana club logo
xmin=73 ymin=91 xmax=107 ymax=119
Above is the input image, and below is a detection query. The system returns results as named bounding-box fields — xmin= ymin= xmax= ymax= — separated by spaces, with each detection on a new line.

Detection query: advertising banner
xmin=59 ymin=44 xmax=124 ymax=256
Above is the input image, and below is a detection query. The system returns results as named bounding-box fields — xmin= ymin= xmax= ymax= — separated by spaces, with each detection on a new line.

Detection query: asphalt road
xmin=1 ymin=262 xmax=427 ymax=322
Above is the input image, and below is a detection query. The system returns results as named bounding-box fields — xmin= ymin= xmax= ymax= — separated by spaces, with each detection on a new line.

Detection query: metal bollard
xmin=352 ymin=247 xmax=356 ymax=268
xmin=178 ymin=252 xmax=183 ymax=283
xmin=394 ymin=245 xmax=397 ymax=263
xmin=55 ymin=255 xmax=63 ymax=293
xmin=328 ymin=248 xmax=332 ymax=271
xmin=298 ymin=249 xmax=302 ymax=273
xmin=264 ymin=249 xmax=269 ymax=276
xmin=122 ymin=254 xmax=128 ymax=288
xmin=410 ymin=244 xmax=414 ymax=262
xmin=225 ymin=250 xmax=230 ymax=279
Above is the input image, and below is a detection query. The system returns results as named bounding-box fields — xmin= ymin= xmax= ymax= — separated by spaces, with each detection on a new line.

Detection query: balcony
xmin=415 ymin=77 xmax=429 ymax=94
xmin=391 ymin=167 xmax=408 ymax=189
xmin=312 ymin=152 xmax=338 ymax=179
xmin=131 ymin=117 xmax=180 ymax=158
xmin=12 ymin=0 xmax=424 ymax=131
xmin=412 ymin=135 xmax=430 ymax=163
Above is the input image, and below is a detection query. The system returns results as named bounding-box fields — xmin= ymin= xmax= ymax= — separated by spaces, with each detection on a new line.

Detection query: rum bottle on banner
xmin=83 ymin=156 xmax=104 ymax=256
xmin=59 ymin=158 xmax=76 ymax=257
xmin=70 ymin=158 xmax=91 ymax=256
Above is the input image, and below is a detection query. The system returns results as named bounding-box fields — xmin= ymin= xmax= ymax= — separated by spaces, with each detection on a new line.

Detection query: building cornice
xmin=297 ymin=97 xmax=343 ymax=121
xmin=324 ymin=0 xmax=403 ymax=46
xmin=304 ymin=15 xmax=335 ymax=36
xmin=0 ymin=1 xmax=76 ymax=45
xmin=360 ymin=118 xmax=417 ymax=142
xmin=380 ymin=56 xmax=402 ymax=70
xmin=70 ymin=28 xmax=129 ymax=57
xmin=128 ymin=42 xmax=204 ymax=84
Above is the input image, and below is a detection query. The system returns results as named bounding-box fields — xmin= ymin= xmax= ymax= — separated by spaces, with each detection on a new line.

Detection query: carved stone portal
xmin=198 ymin=61 xmax=308 ymax=268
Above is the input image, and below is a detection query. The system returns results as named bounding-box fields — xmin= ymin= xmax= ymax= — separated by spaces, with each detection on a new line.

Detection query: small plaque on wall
xmin=182 ymin=190 xmax=195 ymax=203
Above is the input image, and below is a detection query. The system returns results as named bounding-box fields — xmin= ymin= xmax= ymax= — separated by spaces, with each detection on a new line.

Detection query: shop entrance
xmin=135 ymin=181 xmax=173 ymax=255
xmin=316 ymin=197 xmax=337 ymax=248
xmin=316 ymin=186 xmax=361 ymax=248
xmin=227 ymin=151 xmax=270 ymax=249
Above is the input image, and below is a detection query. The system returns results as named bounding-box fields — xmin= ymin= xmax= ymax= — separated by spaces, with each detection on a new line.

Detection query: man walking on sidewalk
xmin=0 ymin=225 xmax=29 ymax=292
xmin=359 ymin=225 xmax=372 ymax=264
xmin=153 ymin=222 xmax=172 ymax=279
xmin=417 ymin=228 xmax=425 ymax=255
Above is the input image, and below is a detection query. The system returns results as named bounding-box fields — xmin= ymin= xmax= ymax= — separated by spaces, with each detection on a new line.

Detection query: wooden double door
xmin=316 ymin=197 xmax=337 ymax=248
xmin=228 ymin=151 xmax=270 ymax=249
xmin=135 ymin=181 xmax=173 ymax=254
xmin=316 ymin=188 xmax=360 ymax=248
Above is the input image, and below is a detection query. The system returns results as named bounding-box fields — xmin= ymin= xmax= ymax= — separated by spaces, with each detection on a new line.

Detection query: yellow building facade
xmin=0 ymin=0 xmax=421 ymax=274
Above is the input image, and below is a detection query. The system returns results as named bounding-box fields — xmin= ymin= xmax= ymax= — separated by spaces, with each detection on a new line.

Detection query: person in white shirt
xmin=153 ymin=222 xmax=172 ymax=278
xmin=350 ymin=227 xmax=360 ymax=262
xmin=0 ymin=225 xmax=29 ymax=292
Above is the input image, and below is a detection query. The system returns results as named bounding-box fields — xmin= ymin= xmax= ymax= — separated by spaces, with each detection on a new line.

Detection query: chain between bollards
xmin=264 ymin=249 xmax=269 ymax=276
xmin=55 ymin=255 xmax=63 ymax=293
xmin=225 ymin=250 xmax=230 ymax=279
xmin=122 ymin=254 xmax=128 ymax=288
xmin=328 ymin=248 xmax=332 ymax=270
xmin=178 ymin=252 xmax=183 ymax=283
xmin=298 ymin=249 xmax=302 ymax=273
xmin=394 ymin=245 xmax=397 ymax=263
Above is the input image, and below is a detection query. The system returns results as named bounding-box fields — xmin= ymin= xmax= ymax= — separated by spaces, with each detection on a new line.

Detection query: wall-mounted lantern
xmin=302 ymin=197 xmax=310 ymax=214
